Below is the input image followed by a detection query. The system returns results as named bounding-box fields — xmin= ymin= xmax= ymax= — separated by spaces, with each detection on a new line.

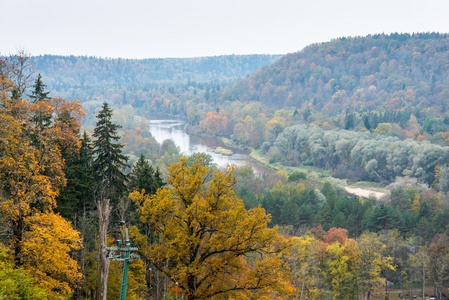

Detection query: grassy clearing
xmin=250 ymin=150 xmax=331 ymax=180
xmin=249 ymin=149 xmax=387 ymax=195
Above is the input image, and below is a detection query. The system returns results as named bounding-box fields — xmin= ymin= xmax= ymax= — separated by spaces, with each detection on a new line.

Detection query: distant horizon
xmin=26 ymin=52 xmax=285 ymax=60
xmin=3 ymin=0 xmax=449 ymax=59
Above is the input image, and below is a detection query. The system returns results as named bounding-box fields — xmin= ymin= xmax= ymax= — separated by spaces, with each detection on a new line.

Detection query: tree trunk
xmin=98 ymin=199 xmax=111 ymax=300
xmin=12 ymin=218 xmax=24 ymax=266
xmin=422 ymin=260 xmax=425 ymax=300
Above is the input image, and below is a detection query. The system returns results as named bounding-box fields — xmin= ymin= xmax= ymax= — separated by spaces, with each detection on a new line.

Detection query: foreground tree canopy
xmin=130 ymin=156 xmax=290 ymax=300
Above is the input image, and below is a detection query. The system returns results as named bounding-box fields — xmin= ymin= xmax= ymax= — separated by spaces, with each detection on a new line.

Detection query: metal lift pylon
xmin=106 ymin=221 xmax=139 ymax=300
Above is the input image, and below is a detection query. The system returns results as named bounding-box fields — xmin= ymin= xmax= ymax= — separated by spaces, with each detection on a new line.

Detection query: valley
xmin=3 ymin=32 xmax=449 ymax=299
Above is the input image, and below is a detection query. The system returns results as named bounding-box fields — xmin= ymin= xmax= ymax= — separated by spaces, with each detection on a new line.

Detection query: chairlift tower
xmin=106 ymin=222 xmax=139 ymax=300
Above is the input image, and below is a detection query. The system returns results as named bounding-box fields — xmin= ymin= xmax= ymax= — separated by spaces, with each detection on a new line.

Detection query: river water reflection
xmin=148 ymin=119 xmax=270 ymax=177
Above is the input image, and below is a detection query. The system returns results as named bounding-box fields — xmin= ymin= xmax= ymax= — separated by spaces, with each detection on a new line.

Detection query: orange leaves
xmin=52 ymin=98 xmax=85 ymax=151
xmin=321 ymin=227 xmax=349 ymax=246
xmin=0 ymin=113 xmax=58 ymax=217
xmin=199 ymin=112 xmax=228 ymax=136
xmin=0 ymin=85 xmax=84 ymax=298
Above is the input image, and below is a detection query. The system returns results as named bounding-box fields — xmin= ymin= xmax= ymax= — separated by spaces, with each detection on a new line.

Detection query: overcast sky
xmin=2 ymin=0 xmax=449 ymax=59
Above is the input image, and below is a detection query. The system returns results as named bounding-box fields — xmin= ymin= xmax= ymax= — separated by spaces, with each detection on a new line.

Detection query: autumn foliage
xmin=0 ymin=62 xmax=84 ymax=298
xmin=130 ymin=156 xmax=291 ymax=300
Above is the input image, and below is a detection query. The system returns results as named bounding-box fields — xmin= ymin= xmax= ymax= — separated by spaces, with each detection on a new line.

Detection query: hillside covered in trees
xmin=31 ymin=54 xmax=281 ymax=123
xmin=222 ymin=32 xmax=449 ymax=116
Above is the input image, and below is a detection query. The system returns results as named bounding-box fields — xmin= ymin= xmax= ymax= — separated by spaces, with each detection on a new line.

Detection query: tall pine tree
xmin=92 ymin=102 xmax=128 ymax=202
xmin=57 ymin=131 xmax=94 ymax=220
xmin=28 ymin=73 xmax=51 ymax=103
xmin=128 ymin=154 xmax=164 ymax=195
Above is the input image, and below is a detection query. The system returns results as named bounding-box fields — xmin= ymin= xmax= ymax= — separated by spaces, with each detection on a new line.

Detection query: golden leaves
xmin=22 ymin=212 xmax=82 ymax=298
xmin=131 ymin=155 xmax=290 ymax=299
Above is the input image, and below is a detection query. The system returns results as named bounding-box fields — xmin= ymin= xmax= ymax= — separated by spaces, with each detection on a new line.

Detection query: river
xmin=148 ymin=119 xmax=271 ymax=177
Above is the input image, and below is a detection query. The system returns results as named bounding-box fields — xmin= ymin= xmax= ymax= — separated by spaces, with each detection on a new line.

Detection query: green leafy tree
xmin=288 ymin=171 xmax=307 ymax=182
xmin=374 ymin=123 xmax=392 ymax=135
xmin=421 ymin=116 xmax=443 ymax=135
xmin=0 ymin=244 xmax=48 ymax=300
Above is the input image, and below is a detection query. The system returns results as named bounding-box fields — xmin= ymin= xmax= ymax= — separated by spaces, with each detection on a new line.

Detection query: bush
xmin=288 ymin=171 xmax=307 ymax=182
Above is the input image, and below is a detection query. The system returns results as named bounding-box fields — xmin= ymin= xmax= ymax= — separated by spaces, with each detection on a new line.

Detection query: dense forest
xmin=3 ymin=33 xmax=449 ymax=300
xmin=222 ymin=32 xmax=449 ymax=114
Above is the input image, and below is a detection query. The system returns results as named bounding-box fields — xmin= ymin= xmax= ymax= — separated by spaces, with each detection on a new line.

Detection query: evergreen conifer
xmin=28 ymin=73 xmax=51 ymax=103
xmin=92 ymin=101 xmax=128 ymax=202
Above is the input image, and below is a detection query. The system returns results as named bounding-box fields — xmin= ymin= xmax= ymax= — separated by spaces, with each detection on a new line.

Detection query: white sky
xmin=2 ymin=0 xmax=449 ymax=59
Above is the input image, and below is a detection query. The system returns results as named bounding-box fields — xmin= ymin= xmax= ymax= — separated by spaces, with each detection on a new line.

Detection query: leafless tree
xmin=98 ymin=198 xmax=111 ymax=300
xmin=5 ymin=49 xmax=35 ymax=99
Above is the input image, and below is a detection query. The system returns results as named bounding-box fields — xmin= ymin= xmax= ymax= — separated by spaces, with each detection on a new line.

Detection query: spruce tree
xmin=127 ymin=155 xmax=163 ymax=231
xmin=28 ymin=73 xmax=51 ymax=103
xmin=78 ymin=131 xmax=95 ymax=211
xmin=129 ymin=154 xmax=164 ymax=195
xmin=27 ymin=74 xmax=53 ymax=136
xmin=128 ymin=154 xmax=155 ymax=194
xmin=92 ymin=102 xmax=128 ymax=202
xmin=57 ymin=131 xmax=94 ymax=220
xmin=152 ymin=167 xmax=164 ymax=193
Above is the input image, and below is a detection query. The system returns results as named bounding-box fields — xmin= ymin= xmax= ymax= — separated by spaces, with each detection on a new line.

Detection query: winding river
xmin=147 ymin=119 xmax=387 ymax=199
xmin=148 ymin=119 xmax=271 ymax=177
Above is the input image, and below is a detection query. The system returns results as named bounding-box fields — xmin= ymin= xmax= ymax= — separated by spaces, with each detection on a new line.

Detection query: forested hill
xmin=222 ymin=33 xmax=449 ymax=116
xmin=32 ymin=54 xmax=282 ymax=92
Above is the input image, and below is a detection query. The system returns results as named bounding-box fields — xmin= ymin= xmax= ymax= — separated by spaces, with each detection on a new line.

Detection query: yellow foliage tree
xmin=325 ymin=239 xmax=360 ymax=300
xmin=288 ymin=235 xmax=324 ymax=299
xmin=21 ymin=213 xmax=82 ymax=299
xmin=130 ymin=156 xmax=291 ymax=300
xmin=374 ymin=123 xmax=392 ymax=135
xmin=357 ymin=232 xmax=395 ymax=300
xmin=410 ymin=193 xmax=421 ymax=213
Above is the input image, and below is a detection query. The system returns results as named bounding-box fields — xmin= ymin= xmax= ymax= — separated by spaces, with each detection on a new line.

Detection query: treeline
xmin=34 ymin=54 xmax=281 ymax=88
xmin=244 ymin=178 xmax=446 ymax=242
xmin=191 ymin=102 xmax=449 ymax=187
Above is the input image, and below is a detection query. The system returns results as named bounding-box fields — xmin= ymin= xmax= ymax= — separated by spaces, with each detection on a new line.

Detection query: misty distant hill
xmin=32 ymin=54 xmax=282 ymax=99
